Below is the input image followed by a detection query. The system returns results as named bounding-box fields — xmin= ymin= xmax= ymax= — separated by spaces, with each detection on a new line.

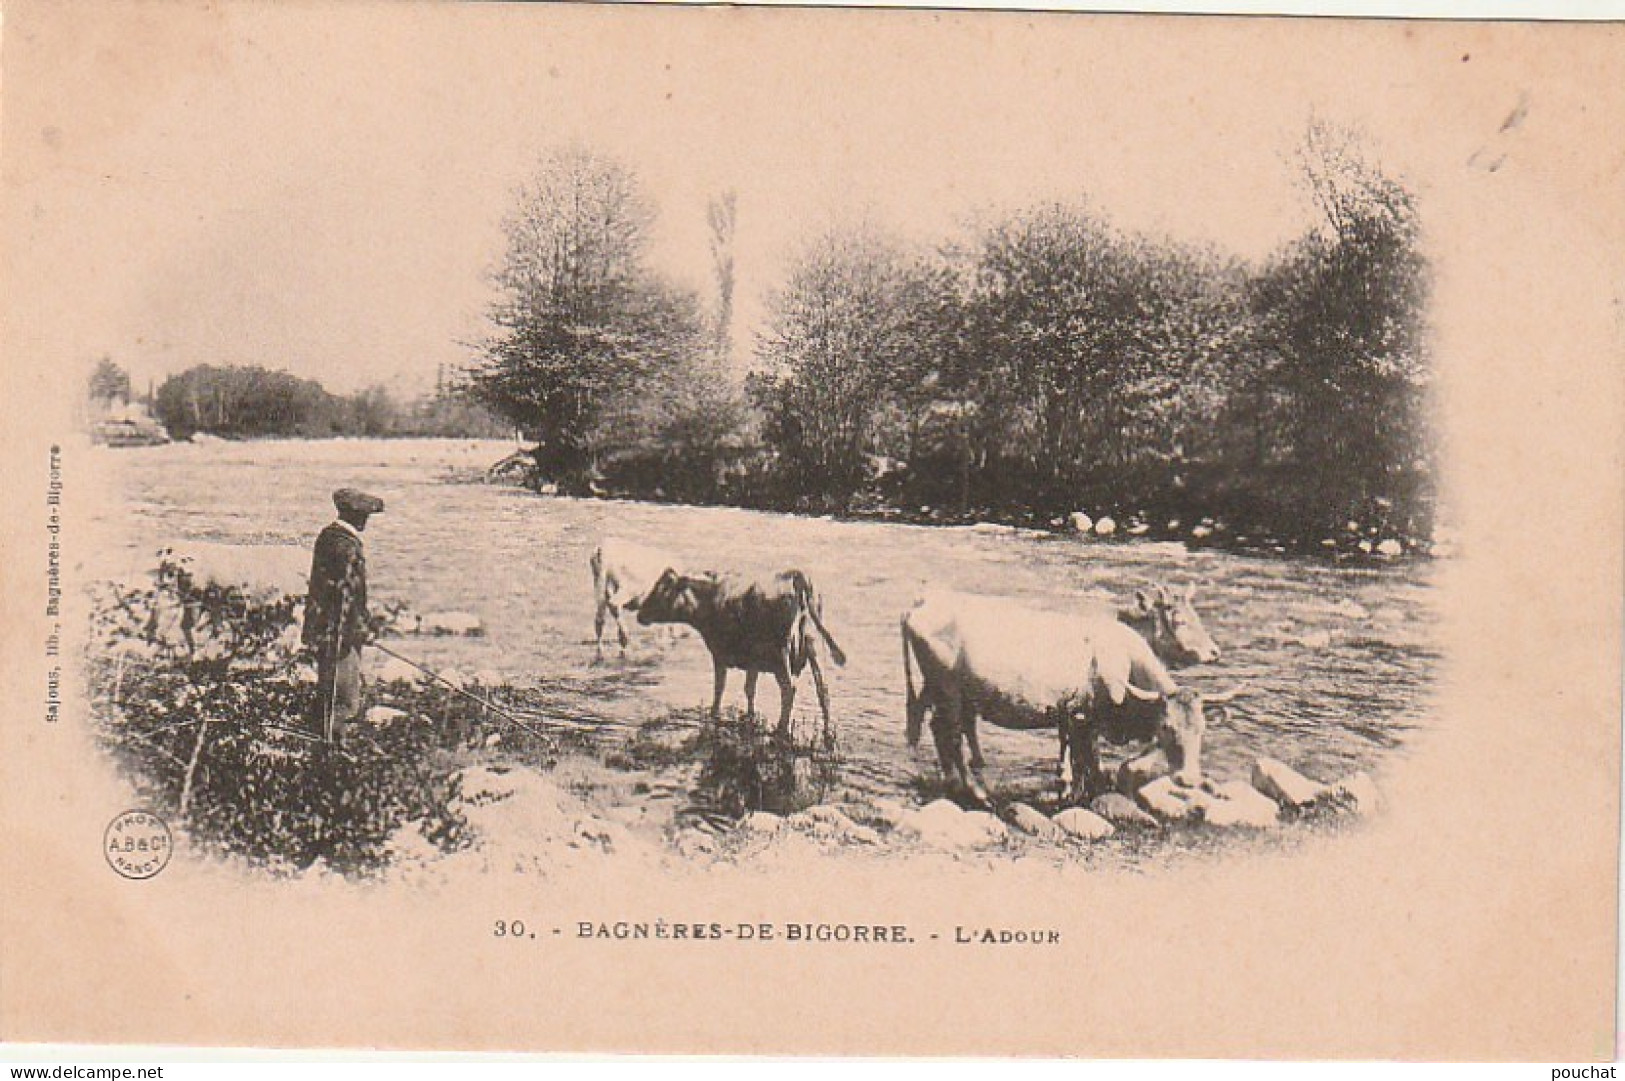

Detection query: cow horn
xmin=1123 ymin=682 xmax=1162 ymax=703
xmin=1203 ymin=686 xmax=1247 ymax=705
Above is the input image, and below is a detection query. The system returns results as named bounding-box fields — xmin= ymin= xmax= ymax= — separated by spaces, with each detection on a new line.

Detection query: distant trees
xmin=88 ymin=356 xmax=131 ymax=409
xmin=156 ymin=366 xmax=335 ymax=438
xmin=152 ymin=365 xmax=507 ymax=440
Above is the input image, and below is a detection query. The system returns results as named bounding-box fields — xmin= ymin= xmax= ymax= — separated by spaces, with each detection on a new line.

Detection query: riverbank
xmin=488 ymin=452 xmax=1444 ymax=563
xmin=88 ymin=437 xmax=1437 ymax=833
xmin=87 ymin=551 xmax=1383 ymax=885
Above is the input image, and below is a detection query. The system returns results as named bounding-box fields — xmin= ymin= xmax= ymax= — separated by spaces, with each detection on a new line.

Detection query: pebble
xmin=1053 ymin=807 xmax=1115 ymax=840
xmin=1200 ymin=781 xmax=1280 ymax=829
xmin=1323 ymin=772 xmax=1380 ymax=815
xmin=1090 ymin=791 xmax=1157 ymax=828
xmin=1137 ymin=776 xmax=1204 ymax=822
xmin=742 ymin=811 xmax=784 ymax=835
xmin=1251 ymin=758 xmax=1327 ymax=808
xmin=1008 ymin=802 xmax=1065 ymax=842
xmin=843 ymin=825 xmax=882 ymax=846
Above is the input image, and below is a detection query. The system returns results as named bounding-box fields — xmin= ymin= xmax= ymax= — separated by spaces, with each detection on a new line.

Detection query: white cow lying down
xmin=590 ymin=536 xmax=680 ymax=661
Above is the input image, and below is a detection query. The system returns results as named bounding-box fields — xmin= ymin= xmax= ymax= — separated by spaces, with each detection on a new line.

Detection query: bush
xmin=690 ymin=709 xmax=841 ymax=817
xmin=88 ymin=557 xmax=474 ymax=877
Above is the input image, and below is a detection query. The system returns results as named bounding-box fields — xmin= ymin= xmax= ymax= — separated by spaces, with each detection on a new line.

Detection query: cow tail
xmin=902 ymin=617 xmax=923 ymax=748
xmin=794 ymin=572 xmax=848 ymax=667
xmin=589 ymin=546 xmax=604 ymax=596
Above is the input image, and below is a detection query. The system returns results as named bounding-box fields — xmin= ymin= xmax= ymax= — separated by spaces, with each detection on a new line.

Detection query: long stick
xmin=325 ymin=584 xmax=350 ymax=745
xmin=178 ymin=716 xmax=210 ymax=816
xmin=370 ymin=641 xmax=556 ymax=748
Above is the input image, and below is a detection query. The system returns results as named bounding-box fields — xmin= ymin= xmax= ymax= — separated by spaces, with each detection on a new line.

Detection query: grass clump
xmin=690 ymin=709 xmax=841 ymax=818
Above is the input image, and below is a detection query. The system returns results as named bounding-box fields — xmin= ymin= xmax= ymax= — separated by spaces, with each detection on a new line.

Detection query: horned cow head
xmin=1135 ymin=583 xmax=1220 ymax=667
xmin=637 ymin=568 xmax=696 ymax=625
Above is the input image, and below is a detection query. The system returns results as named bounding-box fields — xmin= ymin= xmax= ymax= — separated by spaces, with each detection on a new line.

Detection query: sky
xmin=4 ymin=4 xmax=1523 ymax=396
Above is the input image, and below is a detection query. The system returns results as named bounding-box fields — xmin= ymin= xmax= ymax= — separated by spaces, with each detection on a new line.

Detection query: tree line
xmin=471 ymin=130 xmax=1436 ymax=554
xmin=90 ymin=361 xmax=510 ymax=441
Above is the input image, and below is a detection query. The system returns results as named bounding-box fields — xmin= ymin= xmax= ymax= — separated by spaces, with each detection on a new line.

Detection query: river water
xmin=88 ymin=438 xmax=1440 ymax=803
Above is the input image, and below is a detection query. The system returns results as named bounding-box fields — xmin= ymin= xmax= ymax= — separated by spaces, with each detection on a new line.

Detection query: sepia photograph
xmin=1 ymin=0 xmax=1620 ymax=1061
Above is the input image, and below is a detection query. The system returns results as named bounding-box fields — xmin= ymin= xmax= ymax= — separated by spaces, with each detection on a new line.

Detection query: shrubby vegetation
xmin=468 ymin=147 xmax=741 ymax=495
xmin=692 ymin=711 xmax=841 ymax=817
xmin=89 ymin=557 xmax=479 ymax=876
xmin=472 ymin=125 xmax=1436 ymax=554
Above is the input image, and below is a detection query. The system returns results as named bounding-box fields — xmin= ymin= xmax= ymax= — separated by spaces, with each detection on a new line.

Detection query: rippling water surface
xmin=89 ymin=438 xmax=1441 ymax=801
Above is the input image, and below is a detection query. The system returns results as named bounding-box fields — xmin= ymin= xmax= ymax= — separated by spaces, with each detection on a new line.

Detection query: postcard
xmin=1 ymin=2 xmax=1620 ymax=1059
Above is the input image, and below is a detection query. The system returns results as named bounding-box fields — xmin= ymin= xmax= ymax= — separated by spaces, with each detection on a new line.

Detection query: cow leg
xmin=964 ymin=711 xmax=986 ymax=772
xmin=1049 ymin=708 xmax=1073 ymax=796
xmin=593 ymin=601 xmax=607 ymax=664
xmin=928 ymin=692 xmax=975 ymax=801
xmin=807 ymin=649 xmax=833 ymax=737
xmin=1066 ymin=717 xmax=1106 ymax=805
xmin=959 ymin=708 xmax=993 ymax=807
xmin=710 ymin=658 xmax=728 ymax=721
xmin=965 ymin=737 xmax=992 ymax=806
xmin=774 ymin=668 xmax=796 ymax=737
xmin=612 ymin=604 xmax=630 ymax=654
xmin=743 ymin=669 xmax=760 ymax=720
xmin=1059 ymin=717 xmax=1082 ymax=804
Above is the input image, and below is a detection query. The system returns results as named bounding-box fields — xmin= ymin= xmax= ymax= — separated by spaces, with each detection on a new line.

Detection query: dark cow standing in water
xmin=638 ymin=568 xmax=848 ymax=734
xmin=901 ymin=589 xmax=1210 ymax=807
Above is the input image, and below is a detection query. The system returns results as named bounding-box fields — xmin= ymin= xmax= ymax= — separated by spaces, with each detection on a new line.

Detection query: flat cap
xmin=333 ymin=487 xmax=385 ymax=515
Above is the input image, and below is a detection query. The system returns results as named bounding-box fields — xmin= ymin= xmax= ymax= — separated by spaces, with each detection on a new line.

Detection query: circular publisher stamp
xmin=105 ymin=810 xmax=172 ymax=880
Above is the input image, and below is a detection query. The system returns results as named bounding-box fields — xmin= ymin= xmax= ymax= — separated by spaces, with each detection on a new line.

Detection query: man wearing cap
xmin=302 ymin=487 xmax=384 ymax=742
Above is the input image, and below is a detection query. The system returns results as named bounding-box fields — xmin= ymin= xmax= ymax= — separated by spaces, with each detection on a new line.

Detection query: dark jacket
xmin=302 ymin=521 xmax=369 ymax=655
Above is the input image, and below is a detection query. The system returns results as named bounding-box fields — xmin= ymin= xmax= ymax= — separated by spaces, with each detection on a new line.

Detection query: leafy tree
xmin=942 ymin=204 xmax=1179 ymax=509
xmin=470 ymin=146 xmax=706 ymax=486
xmin=1247 ymin=120 xmax=1432 ymax=535
xmin=150 ymin=364 xmax=512 ymax=440
xmin=754 ymin=229 xmax=948 ymax=508
xmin=88 ymin=356 xmax=131 ymax=407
